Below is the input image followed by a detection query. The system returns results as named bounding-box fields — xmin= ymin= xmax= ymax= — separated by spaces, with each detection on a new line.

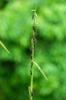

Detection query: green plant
xmin=29 ymin=10 xmax=48 ymax=100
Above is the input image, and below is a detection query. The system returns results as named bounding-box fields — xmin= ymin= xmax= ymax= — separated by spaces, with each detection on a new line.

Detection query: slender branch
xmin=29 ymin=10 xmax=36 ymax=100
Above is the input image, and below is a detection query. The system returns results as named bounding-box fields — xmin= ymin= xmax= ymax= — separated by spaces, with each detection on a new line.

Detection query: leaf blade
xmin=0 ymin=41 xmax=10 ymax=53
xmin=32 ymin=60 xmax=48 ymax=80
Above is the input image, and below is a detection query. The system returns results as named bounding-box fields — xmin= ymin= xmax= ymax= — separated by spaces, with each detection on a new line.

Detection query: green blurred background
xmin=0 ymin=0 xmax=66 ymax=100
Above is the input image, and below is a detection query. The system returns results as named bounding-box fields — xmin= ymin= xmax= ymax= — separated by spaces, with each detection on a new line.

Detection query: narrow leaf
xmin=0 ymin=41 xmax=10 ymax=53
xmin=32 ymin=60 xmax=48 ymax=80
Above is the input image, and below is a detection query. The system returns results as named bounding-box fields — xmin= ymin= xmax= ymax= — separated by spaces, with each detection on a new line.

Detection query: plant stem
xmin=29 ymin=10 xmax=36 ymax=100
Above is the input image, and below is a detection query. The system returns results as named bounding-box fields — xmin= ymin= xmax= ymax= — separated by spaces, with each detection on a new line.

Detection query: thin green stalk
xmin=29 ymin=10 xmax=36 ymax=100
xmin=29 ymin=9 xmax=48 ymax=100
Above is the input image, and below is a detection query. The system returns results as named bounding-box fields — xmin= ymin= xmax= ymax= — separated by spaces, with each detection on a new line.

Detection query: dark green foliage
xmin=0 ymin=0 xmax=66 ymax=100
